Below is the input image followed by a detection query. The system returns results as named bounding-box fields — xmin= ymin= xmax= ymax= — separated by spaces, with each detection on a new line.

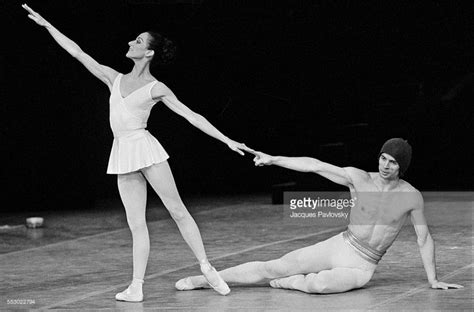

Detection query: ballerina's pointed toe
xmin=201 ymin=265 xmax=231 ymax=296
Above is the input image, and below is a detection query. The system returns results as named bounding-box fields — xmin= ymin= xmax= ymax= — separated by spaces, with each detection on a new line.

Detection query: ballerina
xmin=22 ymin=3 xmax=254 ymax=301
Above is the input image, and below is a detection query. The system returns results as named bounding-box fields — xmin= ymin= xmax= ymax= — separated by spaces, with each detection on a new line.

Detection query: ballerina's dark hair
xmin=145 ymin=31 xmax=177 ymax=67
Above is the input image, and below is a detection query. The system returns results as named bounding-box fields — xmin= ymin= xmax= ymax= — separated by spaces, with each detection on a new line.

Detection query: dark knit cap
xmin=379 ymin=138 xmax=412 ymax=176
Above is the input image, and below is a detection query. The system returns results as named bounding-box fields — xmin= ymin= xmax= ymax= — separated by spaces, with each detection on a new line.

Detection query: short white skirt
xmin=107 ymin=129 xmax=169 ymax=174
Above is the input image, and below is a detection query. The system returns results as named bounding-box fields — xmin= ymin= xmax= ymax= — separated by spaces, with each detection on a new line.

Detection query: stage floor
xmin=1 ymin=192 xmax=472 ymax=311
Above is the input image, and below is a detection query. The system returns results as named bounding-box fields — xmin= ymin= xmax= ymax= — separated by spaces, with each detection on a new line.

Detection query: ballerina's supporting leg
xmin=115 ymin=172 xmax=148 ymax=302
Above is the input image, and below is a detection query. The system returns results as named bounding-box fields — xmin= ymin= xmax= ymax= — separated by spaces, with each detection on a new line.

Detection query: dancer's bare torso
xmin=347 ymin=171 xmax=422 ymax=252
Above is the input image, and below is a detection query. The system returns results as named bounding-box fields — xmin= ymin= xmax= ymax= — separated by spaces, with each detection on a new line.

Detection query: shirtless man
xmin=175 ymin=138 xmax=463 ymax=293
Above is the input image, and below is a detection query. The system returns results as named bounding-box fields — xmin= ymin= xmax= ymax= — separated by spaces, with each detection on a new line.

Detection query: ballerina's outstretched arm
xmin=150 ymin=83 xmax=255 ymax=156
xmin=22 ymin=4 xmax=118 ymax=89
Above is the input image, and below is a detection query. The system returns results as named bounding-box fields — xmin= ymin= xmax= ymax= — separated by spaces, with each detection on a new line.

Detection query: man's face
xmin=378 ymin=153 xmax=400 ymax=179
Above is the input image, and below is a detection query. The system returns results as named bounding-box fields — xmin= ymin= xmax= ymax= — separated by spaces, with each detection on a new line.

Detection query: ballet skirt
xmin=107 ymin=73 xmax=169 ymax=174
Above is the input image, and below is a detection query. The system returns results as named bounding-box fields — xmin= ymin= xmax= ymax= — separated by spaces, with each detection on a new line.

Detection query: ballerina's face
xmin=126 ymin=32 xmax=154 ymax=60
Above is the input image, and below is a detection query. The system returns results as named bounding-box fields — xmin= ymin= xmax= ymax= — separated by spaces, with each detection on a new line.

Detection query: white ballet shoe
xmin=200 ymin=263 xmax=230 ymax=296
xmin=175 ymin=277 xmax=195 ymax=291
xmin=115 ymin=279 xmax=144 ymax=302
xmin=270 ymin=275 xmax=304 ymax=290
xmin=115 ymin=286 xmax=143 ymax=302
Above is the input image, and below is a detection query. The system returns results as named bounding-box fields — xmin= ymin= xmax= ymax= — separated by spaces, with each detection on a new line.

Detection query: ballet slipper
xmin=115 ymin=279 xmax=144 ymax=302
xmin=175 ymin=277 xmax=196 ymax=290
xmin=200 ymin=263 xmax=230 ymax=295
xmin=269 ymin=275 xmax=304 ymax=290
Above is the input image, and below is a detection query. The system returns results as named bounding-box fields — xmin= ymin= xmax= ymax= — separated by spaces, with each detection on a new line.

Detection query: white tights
xmin=117 ymin=161 xmax=209 ymax=281
xmin=187 ymin=232 xmax=377 ymax=294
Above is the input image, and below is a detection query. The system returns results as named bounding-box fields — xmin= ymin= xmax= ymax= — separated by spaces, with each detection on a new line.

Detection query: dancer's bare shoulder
xmin=396 ymin=180 xmax=423 ymax=212
xmin=398 ymin=179 xmax=416 ymax=191
xmin=346 ymin=169 xmax=375 ymax=189
xmin=150 ymin=80 xmax=176 ymax=101
xmin=346 ymin=167 xmax=371 ymax=182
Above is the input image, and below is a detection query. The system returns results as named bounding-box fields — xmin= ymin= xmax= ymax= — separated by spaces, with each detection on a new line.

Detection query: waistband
xmin=113 ymin=128 xmax=147 ymax=138
xmin=342 ymin=228 xmax=386 ymax=265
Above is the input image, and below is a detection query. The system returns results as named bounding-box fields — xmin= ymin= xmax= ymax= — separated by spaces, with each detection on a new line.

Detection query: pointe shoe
xmin=200 ymin=263 xmax=231 ymax=296
xmin=175 ymin=277 xmax=195 ymax=291
xmin=115 ymin=286 xmax=143 ymax=302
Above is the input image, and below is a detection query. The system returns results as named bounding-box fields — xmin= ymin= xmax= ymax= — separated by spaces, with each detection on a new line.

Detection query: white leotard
xmin=107 ymin=73 xmax=169 ymax=174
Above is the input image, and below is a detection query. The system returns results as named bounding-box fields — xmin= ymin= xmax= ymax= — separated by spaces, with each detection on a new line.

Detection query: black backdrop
xmin=3 ymin=0 xmax=473 ymax=211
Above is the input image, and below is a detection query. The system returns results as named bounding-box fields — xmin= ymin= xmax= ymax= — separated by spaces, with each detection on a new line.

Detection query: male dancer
xmin=175 ymin=138 xmax=463 ymax=293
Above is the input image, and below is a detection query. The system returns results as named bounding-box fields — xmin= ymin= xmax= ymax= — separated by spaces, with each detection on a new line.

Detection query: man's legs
xmin=177 ymin=233 xmax=376 ymax=294
xmin=177 ymin=235 xmax=336 ymax=289
xmin=269 ymin=267 xmax=373 ymax=294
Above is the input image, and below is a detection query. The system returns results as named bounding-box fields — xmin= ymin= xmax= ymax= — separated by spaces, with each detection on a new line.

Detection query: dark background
xmin=3 ymin=0 xmax=473 ymax=212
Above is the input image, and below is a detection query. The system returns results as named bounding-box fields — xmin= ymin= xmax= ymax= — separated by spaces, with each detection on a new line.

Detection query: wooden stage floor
xmin=1 ymin=192 xmax=472 ymax=311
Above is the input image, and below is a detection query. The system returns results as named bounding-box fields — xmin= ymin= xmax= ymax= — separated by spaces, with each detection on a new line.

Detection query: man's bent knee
xmin=262 ymin=259 xmax=292 ymax=278
xmin=304 ymin=269 xmax=371 ymax=294
xmin=304 ymin=273 xmax=329 ymax=293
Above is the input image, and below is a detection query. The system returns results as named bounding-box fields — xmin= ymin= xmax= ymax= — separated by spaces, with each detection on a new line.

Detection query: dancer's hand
xmin=227 ymin=140 xmax=254 ymax=156
xmin=22 ymin=4 xmax=51 ymax=27
xmin=430 ymin=281 xmax=463 ymax=290
xmin=253 ymin=151 xmax=274 ymax=166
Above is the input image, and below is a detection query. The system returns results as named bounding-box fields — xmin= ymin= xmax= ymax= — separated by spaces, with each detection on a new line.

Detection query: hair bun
xmin=146 ymin=31 xmax=177 ymax=67
xmin=160 ymin=38 xmax=177 ymax=65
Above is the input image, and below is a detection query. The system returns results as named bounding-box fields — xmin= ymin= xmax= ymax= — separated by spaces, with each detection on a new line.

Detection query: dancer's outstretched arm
xmin=151 ymin=84 xmax=253 ymax=156
xmin=252 ymin=151 xmax=362 ymax=187
xmin=22 ymin=4 xmax=117 ymax=89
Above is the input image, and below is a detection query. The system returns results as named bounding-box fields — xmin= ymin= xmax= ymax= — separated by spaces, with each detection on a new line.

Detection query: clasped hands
xmin=226 ymin=140 xmax=273 ymax=167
